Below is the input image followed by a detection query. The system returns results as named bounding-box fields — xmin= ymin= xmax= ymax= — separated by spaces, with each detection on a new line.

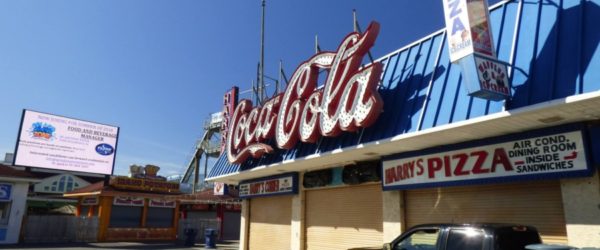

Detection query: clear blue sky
xmin=0 ymin=0 xmax=502 ymax=177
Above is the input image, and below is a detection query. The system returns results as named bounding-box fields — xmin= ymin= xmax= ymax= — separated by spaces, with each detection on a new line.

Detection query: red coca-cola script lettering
xmin=227 ymin=22 xmax=384 ymax=164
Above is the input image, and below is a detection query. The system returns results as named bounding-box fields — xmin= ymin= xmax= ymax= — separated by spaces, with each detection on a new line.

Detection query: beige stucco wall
xmin=290 ymin=174 xmax=304 ymax=250
xmin=382 ymin=190 xmax=403 ymax=243
xmin=238 ymin=199 xmax=250 ymax=250
xmin=560 ymin=171 xmax=600 ymax=248
xmin=0 ymin=182 xmax=29 ymax=245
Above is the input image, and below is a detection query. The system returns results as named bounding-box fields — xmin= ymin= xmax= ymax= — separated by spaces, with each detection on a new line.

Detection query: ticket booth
xmin=65 ymin=176 xmax=181 ymax=242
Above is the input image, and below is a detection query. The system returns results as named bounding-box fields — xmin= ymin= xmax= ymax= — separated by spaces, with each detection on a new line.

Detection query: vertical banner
xmin=443 ymin=0 xmax=495 ymax=63
xmin=443 ymin=0 xmax=510 ymax=101
xmin=220 ymin=87 xmax=239 ymax=155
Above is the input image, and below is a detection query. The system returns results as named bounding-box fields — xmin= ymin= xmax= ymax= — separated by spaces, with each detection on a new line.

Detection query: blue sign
xmin=95 ymin=143 xmax=115 ymax=156
xmin=0 ymin=184 xmax=12 ymax=200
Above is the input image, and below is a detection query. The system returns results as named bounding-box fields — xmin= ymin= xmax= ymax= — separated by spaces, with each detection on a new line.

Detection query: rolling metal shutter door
xmin=223 ymin=211 xmax=240 ymax=240
xmin=405 ymin=180 xmax=567 ymax=244
xmin=249 ymin=195 xmax=292 ymax=250
xmin=305 ymin=184 xmax=383 ymax=250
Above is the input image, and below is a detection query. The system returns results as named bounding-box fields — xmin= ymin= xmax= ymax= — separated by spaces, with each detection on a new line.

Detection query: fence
xmin=178 ymin=218 xmax=221 ymax=242
xmin=22 ymin=215 xmax=98 ymax=243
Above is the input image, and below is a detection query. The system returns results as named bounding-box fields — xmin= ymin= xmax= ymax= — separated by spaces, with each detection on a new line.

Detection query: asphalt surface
xmin=0 ymin=240 xmax=239 ymax=250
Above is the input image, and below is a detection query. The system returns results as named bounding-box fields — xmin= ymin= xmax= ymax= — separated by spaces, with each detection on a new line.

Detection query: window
xmin=394 ymin=228 xmax=439 ymax=250
xmin=80 ymin=206 xmax=90 ymax=217
xmin=58 ymin=176 xmax=65 ymax=191
xmin=66 ymin=176 xmax=74 ymax=191
xmin=445 ymin=228 xmax=485 ymax=250
xmin=109 ymin=206 xmax=143 ymax=228
xmin=145 ymin=207 xmax=174 ymax=228
xmin=495 ymin=228 xmax=541 ymax=250
xmin=0 ymin=202 xmax=11 ymax=225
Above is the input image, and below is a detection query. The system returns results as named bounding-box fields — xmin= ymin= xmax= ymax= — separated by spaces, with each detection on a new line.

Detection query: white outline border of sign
xmin=381 ymin=123 xmax=594 ymax=191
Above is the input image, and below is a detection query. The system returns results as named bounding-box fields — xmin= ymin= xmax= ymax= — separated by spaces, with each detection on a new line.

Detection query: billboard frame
xmin=12 ymin=109 xmax=120 ymax=176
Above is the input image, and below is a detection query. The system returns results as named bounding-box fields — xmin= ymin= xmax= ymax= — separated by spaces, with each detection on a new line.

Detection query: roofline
xmin=63 ymin=191 xmax=101 ymax=197
xmin=0 ymin=176 xmax=41 ymax=183
xmin=27 ymin=196 xmax=78 ymax=203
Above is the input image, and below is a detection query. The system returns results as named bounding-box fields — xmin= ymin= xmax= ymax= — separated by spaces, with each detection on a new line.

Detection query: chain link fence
xmin=22 ymin=215 xmax=98 ymax=243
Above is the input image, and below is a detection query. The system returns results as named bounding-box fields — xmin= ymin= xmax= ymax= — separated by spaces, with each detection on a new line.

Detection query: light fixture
xmin=538 ymin=116 xmax=564 ymax=124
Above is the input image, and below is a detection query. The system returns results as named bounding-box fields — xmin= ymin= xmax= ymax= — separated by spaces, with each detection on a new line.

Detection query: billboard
xmin=13 ymin=110 xmax=119 ymax=175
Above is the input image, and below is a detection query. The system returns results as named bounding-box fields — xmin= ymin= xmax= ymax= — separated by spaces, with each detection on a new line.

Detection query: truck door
xmin=391 ymin=228 xmax=441 ymax=250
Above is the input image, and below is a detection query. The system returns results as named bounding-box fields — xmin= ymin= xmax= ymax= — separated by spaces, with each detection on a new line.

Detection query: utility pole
xmin=353 ymin=9 xmax=358 ymax=32
xmin=260 ymin=0 xmax=266 ymax=103
xmin=315 ymin=35 xmax=320 ymax=53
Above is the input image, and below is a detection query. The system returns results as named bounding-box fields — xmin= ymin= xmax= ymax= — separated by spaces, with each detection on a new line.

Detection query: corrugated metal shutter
xmin=223 ymin=211 xmax=240 ymax=240
xmin=305 ymin=184 xmax=383 ymax=250
xmin=249 ymin=196 xmax=292 ymax=250
xmin=405 ymin=180 xmax=567 ymax=244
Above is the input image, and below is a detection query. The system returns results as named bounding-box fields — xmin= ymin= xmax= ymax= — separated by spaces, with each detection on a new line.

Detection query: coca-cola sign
xmin=227 ymin=21 xmax=384 ymax=164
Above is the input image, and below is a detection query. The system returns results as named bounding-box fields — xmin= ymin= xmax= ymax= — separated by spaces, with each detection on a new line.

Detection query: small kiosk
xmin=64 ymin=165 xmax=181 ymax=242
xmin=0 ymin=164 xmax=39 ymax=244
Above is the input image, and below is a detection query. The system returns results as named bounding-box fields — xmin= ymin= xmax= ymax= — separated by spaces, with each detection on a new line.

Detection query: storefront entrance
xmin=305 ymin=184 xmax=383 ymax=250
xmin=248 ymin=195 xmax=292 ymax=250
xmin=405 ymin=180 xmax=567 ymax=244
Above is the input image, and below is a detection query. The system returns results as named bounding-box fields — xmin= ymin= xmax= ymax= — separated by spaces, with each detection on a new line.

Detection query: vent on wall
xmin=342 ymin=161 xmax=381 ymax=185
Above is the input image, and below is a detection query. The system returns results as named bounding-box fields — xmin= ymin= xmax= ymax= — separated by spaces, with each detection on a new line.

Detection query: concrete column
xmin=560 ymin=171 xmax=600 ymax=248
xmin=290 ymin=174 xmax=305 ymax=250
xmin=382 ymin=190 xmax=404 ymax=243
xmin=238 ymin=199 xmax=250 ymax=250
xmin=3 ymin=183 xmax=28 ymax=244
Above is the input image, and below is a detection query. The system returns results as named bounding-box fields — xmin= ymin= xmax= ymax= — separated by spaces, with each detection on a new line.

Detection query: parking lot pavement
xmin=0 ymin=240 xmax=239 ymax=250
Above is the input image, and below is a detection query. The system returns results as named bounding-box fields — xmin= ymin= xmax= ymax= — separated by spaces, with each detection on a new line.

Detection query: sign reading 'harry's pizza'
xmin=383 ymin=129 xmax=590 ymax=190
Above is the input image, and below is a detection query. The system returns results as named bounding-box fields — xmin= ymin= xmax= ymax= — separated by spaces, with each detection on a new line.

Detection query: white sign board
xmin=14 ymin=110 xmax=119 ymax=175
xmin=383 ymin=130 xmax=590 ymax=190
xmin=239 ymin=173 xmax=298 ymax=198
xmin=213 ymin=182 xmax=228 ymax=196
xmin=443 ymin=0 xmax=495 ymax=62
xmin=474 ymin=55 xmax=510 ymax=97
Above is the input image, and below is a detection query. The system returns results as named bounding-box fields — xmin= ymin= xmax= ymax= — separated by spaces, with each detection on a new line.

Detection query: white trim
xmin=27 ymin=196 xmax=78 ymax=203
xmin=0 ymin=177 xmax=40 ymax=183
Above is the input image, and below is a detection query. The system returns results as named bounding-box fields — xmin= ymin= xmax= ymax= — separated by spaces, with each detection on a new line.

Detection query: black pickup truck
xmin=383 ymin=223 xmax=547 ymax=250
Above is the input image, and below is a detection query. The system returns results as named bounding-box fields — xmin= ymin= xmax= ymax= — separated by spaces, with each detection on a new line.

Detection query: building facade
xmin=207 ymin=0 xmax=600 ymax=249
xmin=0 ymin=164 xmax=39 ymax=244
xmin=64 ymin=176 xmax=181 ymax=242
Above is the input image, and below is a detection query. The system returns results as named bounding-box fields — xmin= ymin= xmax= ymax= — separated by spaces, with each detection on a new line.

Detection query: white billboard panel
xmin=14 ymin=110 xmax=119 ymax=175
